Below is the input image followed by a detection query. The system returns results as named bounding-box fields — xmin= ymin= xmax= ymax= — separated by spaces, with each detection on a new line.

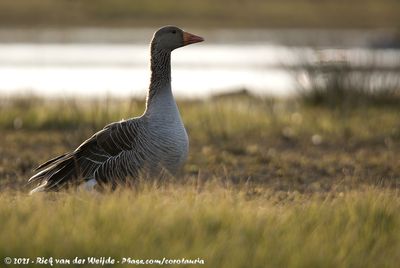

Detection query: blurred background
xmin=0 ymin=0 xmax=399 ymax=99
xmin=2 ymin=2 xmax=400 ymax=264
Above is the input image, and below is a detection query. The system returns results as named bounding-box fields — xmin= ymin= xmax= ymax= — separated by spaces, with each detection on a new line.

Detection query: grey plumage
xmin=28 ymin=26 xmax=204 ymax=193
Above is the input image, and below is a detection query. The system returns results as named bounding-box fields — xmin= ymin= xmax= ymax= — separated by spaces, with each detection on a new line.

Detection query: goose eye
xmin=172 ymin=30 xmax=177 ymax=34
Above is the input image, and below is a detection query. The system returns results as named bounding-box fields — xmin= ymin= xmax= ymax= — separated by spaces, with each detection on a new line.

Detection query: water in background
xmin=0 ymin=28 xmax=399 ymax=98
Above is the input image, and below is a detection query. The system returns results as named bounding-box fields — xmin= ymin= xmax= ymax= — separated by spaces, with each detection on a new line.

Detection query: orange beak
xmin=183 ymin=31 xmax=204 ymax=46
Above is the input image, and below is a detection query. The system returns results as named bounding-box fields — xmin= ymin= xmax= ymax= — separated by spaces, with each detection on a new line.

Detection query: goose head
xmin=151 ymin=26 xmax=204 ymax=52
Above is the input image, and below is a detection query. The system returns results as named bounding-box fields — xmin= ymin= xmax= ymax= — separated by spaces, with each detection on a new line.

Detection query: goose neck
xmin=150 ymin=45 xmax=171 ymax=91
xmin=145 ymin=44 xmax=174 ymax=112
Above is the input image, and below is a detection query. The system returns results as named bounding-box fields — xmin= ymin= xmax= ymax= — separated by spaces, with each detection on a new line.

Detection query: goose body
xmin=29 ymin=26 xmax=204 ymax=193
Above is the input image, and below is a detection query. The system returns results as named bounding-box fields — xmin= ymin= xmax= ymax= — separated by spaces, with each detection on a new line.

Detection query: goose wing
xmin=29 ymin=118 xmax=144 ymax=191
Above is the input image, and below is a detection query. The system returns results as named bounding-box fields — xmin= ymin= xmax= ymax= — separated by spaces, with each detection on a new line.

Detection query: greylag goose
xmin=29 ymin=26 xmax=204 ymax=193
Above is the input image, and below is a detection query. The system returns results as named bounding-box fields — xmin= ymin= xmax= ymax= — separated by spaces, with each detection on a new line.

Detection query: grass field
xmin=1 ymin=95 xmax=400 ymax=267
xmin=0 ymin=0 xmax=399 ymax=28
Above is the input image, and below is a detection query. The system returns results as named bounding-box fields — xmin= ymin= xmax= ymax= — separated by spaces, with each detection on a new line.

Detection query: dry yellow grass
xmin=1 ymin=186 xmax=400 ymax=267
xmin=0 ymin=96 xmax=400 ymax=267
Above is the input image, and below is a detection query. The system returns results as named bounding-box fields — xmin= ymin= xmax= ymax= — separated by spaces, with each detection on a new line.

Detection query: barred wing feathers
xmin=28 ymin=118 xmax=143 ymax=191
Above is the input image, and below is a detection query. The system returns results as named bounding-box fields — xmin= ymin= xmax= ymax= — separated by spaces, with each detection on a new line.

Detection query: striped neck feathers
xmin=147 ymin=43 xmax=171 ymax=106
